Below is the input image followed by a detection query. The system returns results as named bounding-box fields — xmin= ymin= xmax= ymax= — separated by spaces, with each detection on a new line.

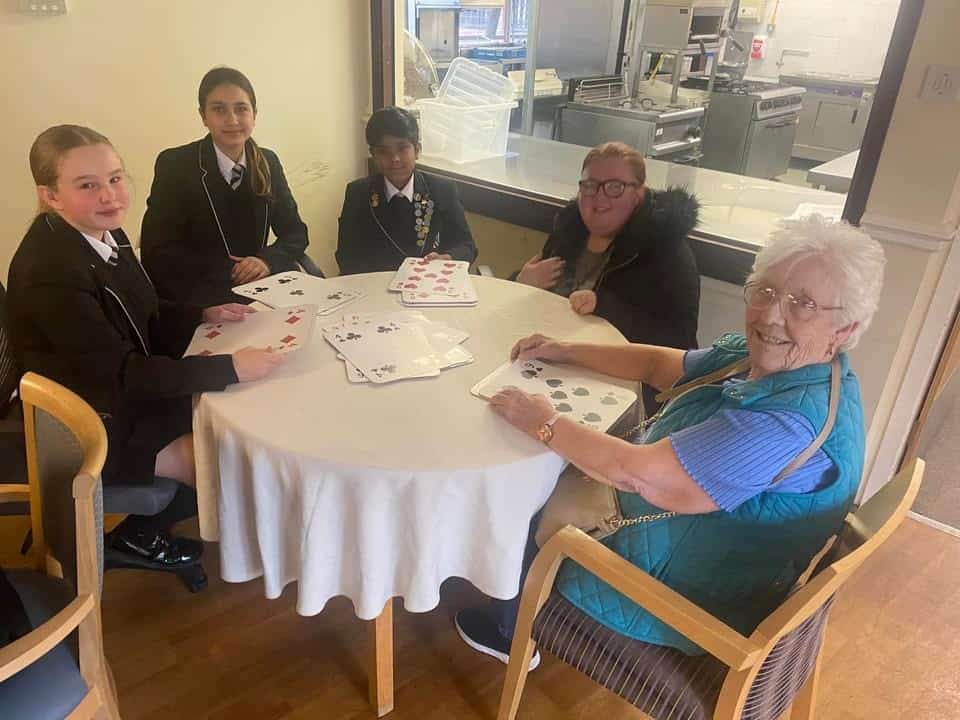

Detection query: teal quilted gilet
xmin=554 ymin=333 xmax=865 ymax=655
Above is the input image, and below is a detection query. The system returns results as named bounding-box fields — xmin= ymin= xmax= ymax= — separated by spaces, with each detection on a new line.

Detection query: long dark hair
xmin=198 ymin=67 xmax=272 ymax=199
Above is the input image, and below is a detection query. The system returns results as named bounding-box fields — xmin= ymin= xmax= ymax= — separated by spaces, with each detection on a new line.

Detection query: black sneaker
xmin=454 ymin=608 xmax=540 ymax=671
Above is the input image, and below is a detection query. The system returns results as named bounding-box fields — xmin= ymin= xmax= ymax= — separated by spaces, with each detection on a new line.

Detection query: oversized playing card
xmin=399 ymin=278 xmax=478 ymax=307
xmin=319 ymin=311 xmax=430 ymax=340
xmin=388 ymin=257 xmax=470 ymax=294
xmin=340 ymin=327 xmax=473 ymax=382
xmin=183 ymin=304 xmax=318 ymax=357
xmin=232 ymin=272 xmax=363 ymax=315
xmin=471 ymin=360 xmax=637 ymax=432
xmin=325 ymin=320 xmax=441 ymax=384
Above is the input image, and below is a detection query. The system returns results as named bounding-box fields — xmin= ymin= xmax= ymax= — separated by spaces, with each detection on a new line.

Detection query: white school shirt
xmin=214 ymin=144 xmax=247 ymax=185
xmin=384 ymin=175 xmax=414 ymax=203
xmin=82 ymin=230 xmax=119 ymax=263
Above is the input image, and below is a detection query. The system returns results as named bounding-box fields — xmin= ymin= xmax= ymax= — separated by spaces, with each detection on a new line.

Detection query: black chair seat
xmin=533 ymin=593 xmax=726 ymax=720
xmin=102 ymin=475 xmax=179 ymax=516
xmin=0 ymin=570 xmax=89 ymax=720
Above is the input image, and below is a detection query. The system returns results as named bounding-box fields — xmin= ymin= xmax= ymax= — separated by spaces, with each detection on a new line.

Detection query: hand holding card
xmin=184 ymin=304 xmax=318 ymax=358
xmin=203 ymin=303 xmax=256 ymax=323
xmin=233 ymin=346 xmax=284 ymax=382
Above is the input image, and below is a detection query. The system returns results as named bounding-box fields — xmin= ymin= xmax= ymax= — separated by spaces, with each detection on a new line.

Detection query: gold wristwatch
xmin=536 ymin=413 xmax=561 ymax=444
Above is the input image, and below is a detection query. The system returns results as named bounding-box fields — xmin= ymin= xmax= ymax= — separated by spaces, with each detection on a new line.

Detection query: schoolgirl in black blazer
xmin=336 ymin=106 xmax=477 ymax=275
xmin=141 ymin=67 xmax=311 ymax=307
xmin=7 ymin=125 xmax=281 ymax=569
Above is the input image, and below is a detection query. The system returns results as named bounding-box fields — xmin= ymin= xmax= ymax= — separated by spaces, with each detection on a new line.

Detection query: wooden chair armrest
xmin=0 ymin=484 xmax=30 ymax=503
xmin=536 ymin=526 xmax=763 ymax=671
xmin=72 ymin=474 xmax=100 ymax=599
xmin=0 ymin=594 xmax=95 ymax=682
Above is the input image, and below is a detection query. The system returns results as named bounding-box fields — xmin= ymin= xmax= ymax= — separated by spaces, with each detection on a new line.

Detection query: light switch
xmin=920 ymin=64 xmax=960 ymax=104
xmin=18 ymin=0 xmax=66 ymax=14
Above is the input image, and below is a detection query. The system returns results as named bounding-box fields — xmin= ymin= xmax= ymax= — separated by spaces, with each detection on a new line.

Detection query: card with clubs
xmin=471 ymin=359 xmax=637 ymax=431
xmin=232 ymin=271 xmax=363 ymax=315
xmin=184 ymin=304 xmax=318 ymax=357
xmin=325 ymin=319 xmax=440 ymax=383
xmin=388 ymin=257 xmax=470 ymax=294
xmin=339 ymin=327 xmax=473 ymax=382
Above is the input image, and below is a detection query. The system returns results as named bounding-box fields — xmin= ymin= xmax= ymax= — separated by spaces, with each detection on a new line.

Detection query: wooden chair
xmin=0 ymin=372 xmax=120 ymax=719
xmin=497 ymin=459 xmax=925 ymax=720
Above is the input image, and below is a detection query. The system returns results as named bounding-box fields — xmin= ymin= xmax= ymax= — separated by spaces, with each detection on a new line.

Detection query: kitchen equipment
xmin=779 ymin=72 xmax=878 ymax=161
xmin=627 ymin=0 xmax=731 ymax=106
xmin=639 ymin=0 xmax=728 ymax=54
xmin=557 ymin=76 xmax=705 ymax=163
xmin=700 ymin=80 xmax=805 ymax=178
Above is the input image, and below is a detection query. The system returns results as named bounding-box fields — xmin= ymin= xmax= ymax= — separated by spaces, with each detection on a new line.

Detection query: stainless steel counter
xmin=807 ymin=150 xmax=860 ymax=194
xmin=419 ymin=133 xmax=846 ymax=252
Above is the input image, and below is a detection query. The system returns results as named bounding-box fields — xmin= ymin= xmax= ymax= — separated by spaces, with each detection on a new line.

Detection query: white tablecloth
xmin=194 ymin=273 xmax=631 ymax=619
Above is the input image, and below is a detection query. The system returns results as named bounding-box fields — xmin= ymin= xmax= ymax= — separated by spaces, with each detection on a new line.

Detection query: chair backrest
xmin=719 ymin=458 xmax=925 ymax=719
xmin=19 ymin=373 xmax=107 ymax=590
xmin=0 ymin=281 xmax=21 ymax=418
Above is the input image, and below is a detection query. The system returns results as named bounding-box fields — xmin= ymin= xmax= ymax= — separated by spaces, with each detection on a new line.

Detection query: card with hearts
xmin=400 ymin=278 xmax=478 ymax=307
xmin=183 ymin=304 xmax=318 ymax=358
xmin=471 ymin=360 xmax=637 ymax=431
xmin=232 ymin=272 xmax=364 ymax=315
xmin=388 ymin=257 xmax=470 ymax=294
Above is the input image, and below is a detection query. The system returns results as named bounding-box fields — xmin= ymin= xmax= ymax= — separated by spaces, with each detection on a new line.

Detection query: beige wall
xmin=864 ymin=0 xmax=960 ymax=238
xmin=467 ymin=212 xmax=546 ymax=278
xmin=0 ymin=0 xmax=372 ymax=279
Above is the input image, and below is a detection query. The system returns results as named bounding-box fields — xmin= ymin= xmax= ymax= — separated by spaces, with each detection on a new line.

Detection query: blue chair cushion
xmin=0 ymin=570 xmax=89 ymax=720
xmin=103 ymin=475 xmax=178 ymax=516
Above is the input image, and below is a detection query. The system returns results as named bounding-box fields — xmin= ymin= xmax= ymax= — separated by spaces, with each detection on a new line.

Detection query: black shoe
xmin=107 ymin=529 xmax=202 ymax=569
xmin=455 ymin=608 xmax=540 ymax=671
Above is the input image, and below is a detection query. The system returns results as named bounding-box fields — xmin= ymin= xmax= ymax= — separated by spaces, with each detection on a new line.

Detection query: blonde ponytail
xmin=246 ymin=138 xmax=273 ymax=199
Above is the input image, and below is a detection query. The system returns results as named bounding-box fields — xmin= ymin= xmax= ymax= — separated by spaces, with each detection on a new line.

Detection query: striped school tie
xmin=230 ymin=164 xmax=244 ymax=190
xmin=107 ymin=246 xmax=119 ymax=266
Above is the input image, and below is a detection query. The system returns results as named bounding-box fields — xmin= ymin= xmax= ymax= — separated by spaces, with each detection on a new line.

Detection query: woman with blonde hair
xmin=7 ymin=124 xmax=282 ymax=572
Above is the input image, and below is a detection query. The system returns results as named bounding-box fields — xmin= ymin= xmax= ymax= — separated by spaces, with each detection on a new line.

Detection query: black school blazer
xmin=6 ymin=214 xmax=237 ymax=422
xmin=140 ymin=134 xmax=309 ymax=306
xmin=335 ymin=171 xmax=477 ymax=275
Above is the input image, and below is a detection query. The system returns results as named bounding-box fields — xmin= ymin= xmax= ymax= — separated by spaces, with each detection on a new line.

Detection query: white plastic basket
xmin=417 ymin=97 xmax=516 ymax=164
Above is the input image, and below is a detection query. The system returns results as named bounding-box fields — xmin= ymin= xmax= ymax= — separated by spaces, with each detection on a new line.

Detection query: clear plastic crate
xmin=438 ymin=57 xmax=515 ymax=105
xmin=417 ymin=58 xmax=517 ymax=164
xmin=417 ymin=97 xmax=516 ymax=164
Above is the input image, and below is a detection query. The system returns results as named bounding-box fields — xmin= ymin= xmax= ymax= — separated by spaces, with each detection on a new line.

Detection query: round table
xmin=192 ymin=272 xmax=632 ymax=714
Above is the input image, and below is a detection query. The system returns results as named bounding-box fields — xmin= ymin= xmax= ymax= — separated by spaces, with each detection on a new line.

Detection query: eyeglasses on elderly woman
xmin=743 ymin=282 xmax=844 ymax=323
xmin=577 ymin=179 xmax=640 ymax=198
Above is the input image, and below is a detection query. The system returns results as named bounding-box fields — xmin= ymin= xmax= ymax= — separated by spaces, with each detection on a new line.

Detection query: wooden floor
xmin=5 ymin=517 xmax=959 ymax=718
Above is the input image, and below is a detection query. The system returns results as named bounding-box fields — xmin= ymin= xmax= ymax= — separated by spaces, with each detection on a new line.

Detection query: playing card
xmin=320 ymin=311 xmax=430 ymax=339
xmin=183 ymin=304 xmax=318 ymax=357
xmin=471 ymin=360 xmax=636 ymax=431
xmin=340 ymin=329 xmax=473 ymax=382
xmin=325 ymin=320 xmax=441 ymax=384
xmin=400 ymin=278 xmax=478 ymax=307
xmin=388 ymin=257 xmax=470 ymax=294
xmin=232 ymin=272 xmax=364 ymax=315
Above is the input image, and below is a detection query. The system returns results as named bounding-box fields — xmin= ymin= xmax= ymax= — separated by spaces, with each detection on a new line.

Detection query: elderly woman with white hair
xmin=456 ymin=214 xmax=885 ymax=665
